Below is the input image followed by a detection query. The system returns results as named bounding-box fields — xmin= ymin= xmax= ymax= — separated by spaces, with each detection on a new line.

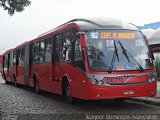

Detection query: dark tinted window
xmin=53 ymin=35 xmax=61 ymax=62
xmin=29 ymin=44 xmax=34 ymax=65
xmin=18 ymin=48 xmax=25 ymax=66
xmin=45 ymin=38 xmax=52 ymax=63
xmin=39 ymin=41 xmax=45 ymax=63
xmin=34 ymin=42 xmax=40 ymax=64
xmin=74 ymin=38 xmax=83 ymax=61
xmin=13 ymin=51 xmax=16 ymax=66
xmin=4 ymin=55 xmax=8 ymax=68
xmin=62 ymin=31 xmax=72 ymax=62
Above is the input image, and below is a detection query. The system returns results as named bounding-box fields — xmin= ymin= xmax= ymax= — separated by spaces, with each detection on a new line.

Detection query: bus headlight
xmin=148 ymin=78 xmax=155 ymax=83
xmin=91 ymin=79 xmax=106 ymax=86
xmin=92 ymin=79 xmax=99 ymax=85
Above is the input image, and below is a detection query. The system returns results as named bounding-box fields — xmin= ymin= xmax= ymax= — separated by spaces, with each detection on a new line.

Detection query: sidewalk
xmin=129 ymin=81 xmax=160 ymax=106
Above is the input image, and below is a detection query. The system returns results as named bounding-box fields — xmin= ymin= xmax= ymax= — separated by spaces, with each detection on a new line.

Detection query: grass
xmin=154 ymin=57 xmax=160 ymax=81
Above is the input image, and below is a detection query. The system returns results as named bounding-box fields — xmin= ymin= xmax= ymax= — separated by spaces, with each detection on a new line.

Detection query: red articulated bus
xmin=1 ymin=18 xmax=157 ymax=103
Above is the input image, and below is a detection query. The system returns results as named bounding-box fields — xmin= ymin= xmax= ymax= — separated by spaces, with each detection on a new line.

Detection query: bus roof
xmin=38 ymin=18 xmax=139 ymax=38
xmin=68 ymin=18 xmax=139 ymax=31
xmin=3 ymin=49 xmax=13 ymax=55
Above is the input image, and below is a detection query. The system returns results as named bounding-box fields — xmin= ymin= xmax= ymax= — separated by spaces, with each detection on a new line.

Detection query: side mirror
xmin=76 ymin=32 xmax=87 ymax=48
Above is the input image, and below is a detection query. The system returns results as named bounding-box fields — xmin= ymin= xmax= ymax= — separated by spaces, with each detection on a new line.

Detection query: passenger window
xmin=34 ymin=42 xmax=40 ymax=64
xmin=53 ymin=35 xmax=61 ymax=62
xmin=74 ymin=39 xmax=83 ymax=61
xmin=29 ymin=44 xmax=34 ymax=65
xmin=72 ymin=30 xmax=85 ymax=71
xmin=62 ymin=31 xmax=72 ymax=62
xmin=4 ymin=55 xmax=8 ymax=68
xmin=8 ymin=54 xmax=10 ymax=68
xmin=13 ymin=51 xmax=16 ymax=66
xmin=45 ymin=38 xmax=52 ymax=63
xmin=19 ymin=48 xmax=25 ymax=66
xmin=39 ymin=41 xmax=45 ymax=63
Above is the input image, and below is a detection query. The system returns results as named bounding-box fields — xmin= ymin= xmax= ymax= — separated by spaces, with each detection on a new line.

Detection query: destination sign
xmin=101 ymin=32 xmax=136 ymax=39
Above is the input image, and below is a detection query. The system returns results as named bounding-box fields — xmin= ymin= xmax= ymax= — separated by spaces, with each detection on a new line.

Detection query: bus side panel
xmin=52 ymin=63 xmax=62 ymax=95
xmin=60 ymin=62 xmax=88 ymax=99
xmin=30 ymin=63 xmax=53 ymax=93
xmin=28 ymin=65 xmax=34 ymax=87
xmin=16 ymin=66 xmax=25 ymax=85
xmin=33 ymin=64 xmax=50 ymax=92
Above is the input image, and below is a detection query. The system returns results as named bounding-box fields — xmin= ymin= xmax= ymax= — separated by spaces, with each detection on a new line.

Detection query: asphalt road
xmin=0 ymin=76 xmax=160 ymax=120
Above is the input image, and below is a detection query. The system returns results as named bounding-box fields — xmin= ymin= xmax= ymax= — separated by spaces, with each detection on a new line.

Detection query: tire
xmin=64 ymin=81 xmax=75 ymax=104
xmin=34 ymin=76 xmax=39 ymax=94
xmin=5 ymin=80 xmax=9 ymax=84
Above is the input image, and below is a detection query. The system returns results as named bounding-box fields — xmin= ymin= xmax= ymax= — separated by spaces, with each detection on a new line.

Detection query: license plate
xmin=123 ymin=90 xmax=135 ymax=95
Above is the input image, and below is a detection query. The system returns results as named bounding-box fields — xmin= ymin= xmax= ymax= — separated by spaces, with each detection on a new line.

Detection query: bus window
xmin=18 ymin=48 xmax=25 ymax=66
xmin=72 ymin=33 xmax=85 ymax=71
xmin=45 ymin=39 xmax=52 ymax=63
xmin=4 ymin=55 xmax=8 ymax=68
xmin=34 ymin=42 xmax=40 ymax=64
xmin=8 ymin=53 xmax=10 ymax=68
xmin=74 ymin=38 xmax=83 ymax=61
xmin=13 ymin=51 xmax=16 ymax=66
xmin=29 ymin=44 xmax=34 ymax=65
xmin=39 ymin=41 xmax=45 ymax=63
xmin=62 ymin=31 xmax=72 ymax=62
xmin=53 ymin=35 xmax=61 ymax=62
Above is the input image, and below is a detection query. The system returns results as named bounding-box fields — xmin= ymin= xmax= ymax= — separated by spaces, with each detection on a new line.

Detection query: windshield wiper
xmin=119 ymin=41 xmax=144 ymax=71
xmin=108 ymin=40 xmax=120 ymax=73
xmin=119 ymin=41 xmax=130 ymax=63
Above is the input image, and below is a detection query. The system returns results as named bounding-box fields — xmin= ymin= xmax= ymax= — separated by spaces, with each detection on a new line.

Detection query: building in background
xmin=142 ymin=28 xmax=155 ymax=38
xmin=139 ymin=22 xmax=160 ymax=58
xmin=139 ymin=22 xmax=160 ymax=30
xmin=149 ymin=29 xmax=160 ymax=58
xmin=139 ymin=22 xmax=160 ymax=38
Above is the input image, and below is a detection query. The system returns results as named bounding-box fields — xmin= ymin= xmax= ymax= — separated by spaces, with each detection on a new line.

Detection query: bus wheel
xmin=34 ymin=76 xmax=39 ymax=94
xmin=63 ymin=81 xmax=75 ymax=104
xmin=5 ymin=81 xmax=9 ymax=84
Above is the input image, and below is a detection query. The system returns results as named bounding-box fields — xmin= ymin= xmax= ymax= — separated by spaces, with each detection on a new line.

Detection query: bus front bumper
xmin=86 ymin=82 xmax=157 ymax=100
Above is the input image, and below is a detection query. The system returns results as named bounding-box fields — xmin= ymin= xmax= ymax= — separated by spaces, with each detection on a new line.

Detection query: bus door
xmin=6 ymin=53 xmax=11 ymax=81
xmin=52 ymin=35 xmax=61 ymax=93
xmin=16 ymin=48 xmax=25 ymax=84
xmin=41 ymin=39 xmax=52 ymax=92
xmin=3 ymin=55 xmax=8 ymax=80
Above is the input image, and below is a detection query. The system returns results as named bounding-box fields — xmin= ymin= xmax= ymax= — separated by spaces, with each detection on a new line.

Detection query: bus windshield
xmin=86 ymin=30 xmax=153 ymax=72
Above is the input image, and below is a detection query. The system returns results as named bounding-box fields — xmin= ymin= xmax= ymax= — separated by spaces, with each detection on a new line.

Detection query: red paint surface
xmin=0 ymin=55 xmax=2 ymax=64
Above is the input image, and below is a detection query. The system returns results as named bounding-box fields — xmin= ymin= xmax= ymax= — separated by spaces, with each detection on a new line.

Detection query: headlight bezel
xmin=91 ymin=78 xmax=107 ymax=86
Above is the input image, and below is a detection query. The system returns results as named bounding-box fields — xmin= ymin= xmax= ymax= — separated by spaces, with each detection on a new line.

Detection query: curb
xmin=127 ymin=97 xmax=160 ymax=106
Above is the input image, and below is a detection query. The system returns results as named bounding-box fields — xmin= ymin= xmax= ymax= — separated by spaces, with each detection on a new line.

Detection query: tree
xmin=0 ymin=0 xmax=31 ymax=16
